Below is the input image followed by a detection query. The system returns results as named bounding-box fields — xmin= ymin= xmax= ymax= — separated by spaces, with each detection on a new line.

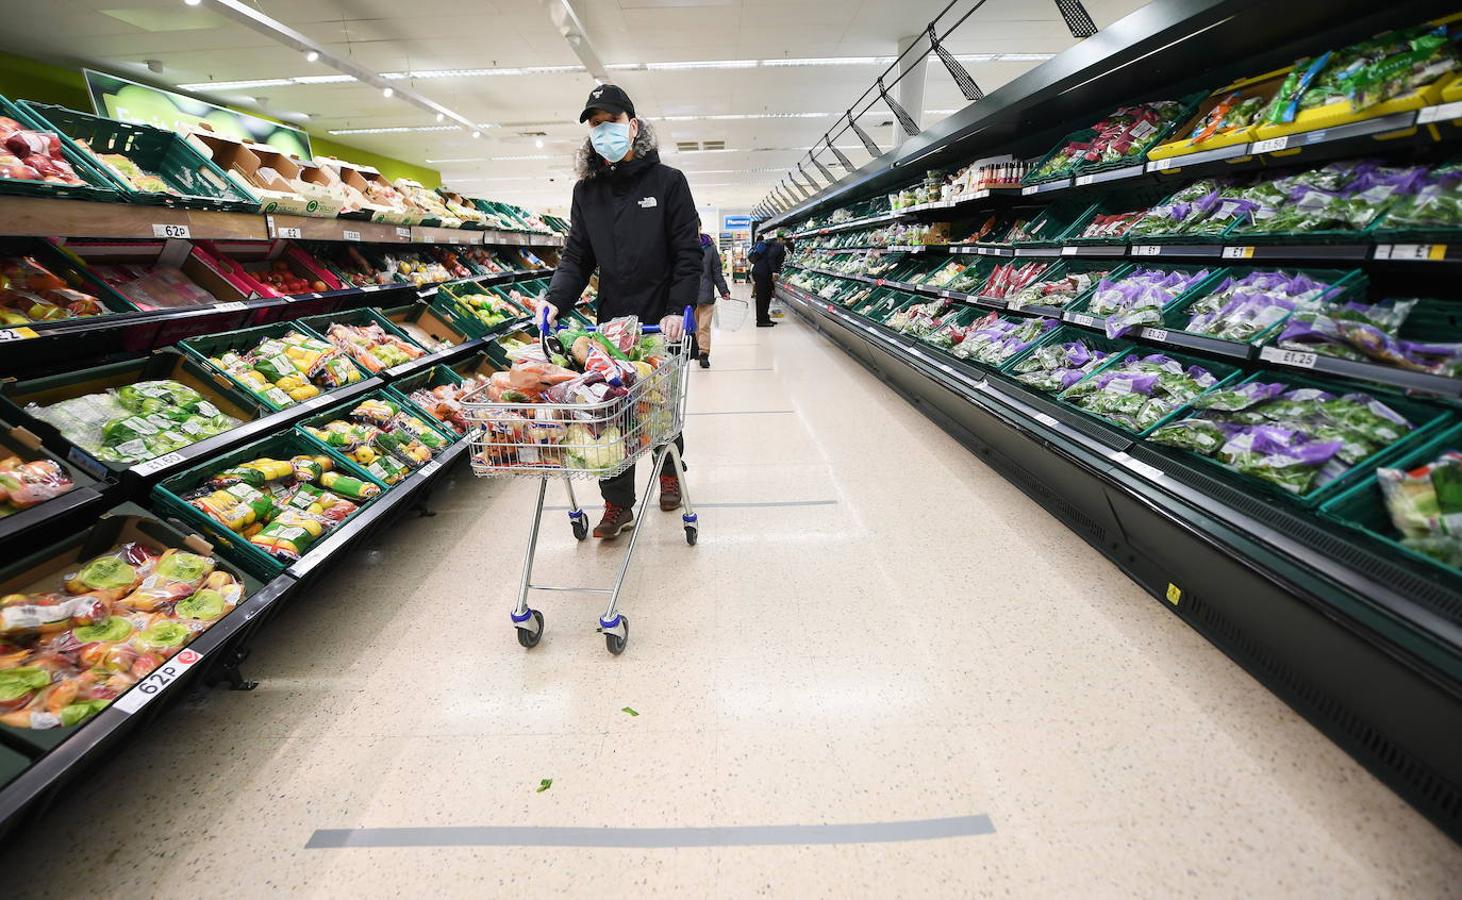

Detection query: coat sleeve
xmin=662 ymin=170 xmax=703 ymax=318
xmin=545 ymin=185 xmax=595 ymax=316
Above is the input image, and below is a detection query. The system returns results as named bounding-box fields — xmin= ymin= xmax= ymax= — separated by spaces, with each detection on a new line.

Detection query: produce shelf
xmin=0 ymin=196 xmax=269 ymax=241
xmin=1256 ymin=346 xmax=1462 ymax=398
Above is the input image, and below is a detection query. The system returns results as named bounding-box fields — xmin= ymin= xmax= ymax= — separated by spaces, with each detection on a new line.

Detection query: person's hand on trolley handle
xmin=659 ymin=313 xmax=685 ymax=341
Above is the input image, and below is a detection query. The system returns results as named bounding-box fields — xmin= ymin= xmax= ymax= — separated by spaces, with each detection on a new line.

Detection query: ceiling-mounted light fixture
xmin=535 ymin=138 xmax=545 ymax=149
xmin=382 ymin=87 xmax=394 ymax=98
xmin=184 ymin=0 xmax=202 ymax=6
xmin=305 ymin=50 xmax=319 ymax=63
xmin=1054 ymin=0 xmax=1098 ymax=38
xmin=436 ymin=113 xmax=445 ymax=122
xmin=472 ymin=130 xmax=482 ymax=139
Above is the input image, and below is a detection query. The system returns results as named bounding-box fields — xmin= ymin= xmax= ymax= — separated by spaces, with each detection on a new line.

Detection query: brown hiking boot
xmin=593 ymin=504 xmax=635 ymax=539
xmin=659 ymin=475 xmax=683 ymax=511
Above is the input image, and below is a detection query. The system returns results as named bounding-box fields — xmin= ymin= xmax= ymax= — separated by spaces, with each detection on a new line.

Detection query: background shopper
xmin=543 ymin=84 xmax=701 ymax=539
xmin=696 ymin=230 xmax=731 ymax=367
xmin=749 ymin=232 xmax=786 ymax=327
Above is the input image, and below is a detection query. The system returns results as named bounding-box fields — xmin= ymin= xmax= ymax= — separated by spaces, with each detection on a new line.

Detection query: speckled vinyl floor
xmin=3 ymin=285 xmax=1459 ymax=897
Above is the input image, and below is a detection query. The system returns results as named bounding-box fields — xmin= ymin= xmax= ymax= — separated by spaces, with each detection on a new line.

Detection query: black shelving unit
xmin=766 ymin=0 xmax=1462 ymax=841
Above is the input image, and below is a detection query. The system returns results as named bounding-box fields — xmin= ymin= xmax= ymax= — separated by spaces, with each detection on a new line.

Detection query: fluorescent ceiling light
xmin=953 ymin=53 xmax=1055 ymax=62
xmin=761 ymin=56 xmax=894 ymax=67
xmin=660 ymin=112 xmax=829 ymax=121
xmin=492 ymin=154 xmax=556 ymax=161
xmin=328 ymin=124 xmax=463 ymax=135
xmin=177 ymin=78 xmax=293 ymax=90
xmin=290 ymin=74 xmax=356 ymax=84
xmin=305 ymin=50 xmax=319 ymax=63
xmin=382 ymin=65 xmax=583 ymax=79
xmin=425 ymin=157 xmax=491 ymax=163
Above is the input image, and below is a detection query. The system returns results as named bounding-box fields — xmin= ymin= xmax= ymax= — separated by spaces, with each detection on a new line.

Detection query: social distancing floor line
xmin=687 ymin=409 xmax=795 ymax=416
xmin=306 ymin=814 xmax=995 ymax=849
xmin=543 ymin=499 xmax=837 ymax=511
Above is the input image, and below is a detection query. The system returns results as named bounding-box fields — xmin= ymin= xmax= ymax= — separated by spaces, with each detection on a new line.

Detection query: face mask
xmin=590 ymin=120 xmax=632 ymax=163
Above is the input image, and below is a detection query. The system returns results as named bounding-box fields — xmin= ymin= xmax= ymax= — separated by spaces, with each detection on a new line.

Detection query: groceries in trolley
xmin=0 ymin=543 xmax=243 ymax=729
xmin=472 ymin=314 xmax=673 ymax=474
xmin=182 ymin=454 xmax=379 ymax=562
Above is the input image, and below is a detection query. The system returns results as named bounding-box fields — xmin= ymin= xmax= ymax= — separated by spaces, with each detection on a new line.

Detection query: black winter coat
xmin=750 ymin=240 xmax=785 ymax=277
xmin=546 ymin=137 xmax=701 ymax=323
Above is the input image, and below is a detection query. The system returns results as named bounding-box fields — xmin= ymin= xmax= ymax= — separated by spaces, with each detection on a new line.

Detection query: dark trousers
xmin=752 ymin=271 xmax=774 ymax=323
xmin=600 ymin=435 xmax=684 ymax=508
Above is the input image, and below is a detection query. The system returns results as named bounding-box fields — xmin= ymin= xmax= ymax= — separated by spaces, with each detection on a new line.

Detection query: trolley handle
xmin=539 ymin=306 xmax=695 ymax=336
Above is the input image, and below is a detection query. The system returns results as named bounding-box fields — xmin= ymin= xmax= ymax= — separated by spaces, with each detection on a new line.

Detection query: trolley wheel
xmin=605 ymin=615 xmax=629 ymax=656
xmin=516 ymin=609 xmax=545 ymax=649
xmin=571 ymin=517 xmax=588 ymax=541
xmin=684 ymin=524 xmax=698 ymax=546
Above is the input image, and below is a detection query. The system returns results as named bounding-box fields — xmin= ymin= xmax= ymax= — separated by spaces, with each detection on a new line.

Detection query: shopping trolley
xmin=462 ymin=307 xmax=699 ymax=655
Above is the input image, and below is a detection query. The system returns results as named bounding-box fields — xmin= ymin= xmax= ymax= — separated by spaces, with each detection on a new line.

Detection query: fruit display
xmin=89 ymin=263 xmax=217 ymax=310
xmin=1263 ymin=25 xmax=1457 ymax=124
xmin=436 ymin=188 xmax=492 ymax=227
xmin=205 ymin=330 xmax=362 ymax=410
xmin=1376 ymin=446 xmax=1462 ymax=567
xmin=305 ymin=396 xmax=449 ymax=484
xmin=394 ymin=179 xmax=461 ymax=227
xmin=252 ymin=259 xmax=327 ymax=296
xmin=409 ymin=378 xmax=490 ymax=436
xmin=1150 ymin=381 xmax=1420 ymax=494
xmin=0 ymin=256 xmax=109 ymax=326
xmin=1083 ymin=267 xmax=1211 ymax=338
xmin=1008 ymin=336 xmax=1118 ymax=394
xmin=1063 ymin=353 xmax=1224 ymax=433
xmin=319 ymin=320 xmax=425 ymax=374
xmin=88 ymin=151 xmax=173 ymax=195
xmin=381 ymin=249 xmax=451 ymax=287
xmin=458 ymin=246 xmax=510 ymax=275
xmin=0 ymin=454 xmax=74 ymax=517
xmin=181 ymin=454 xmax=377 ymax=562
xmin=25 ymin=380 xmax=240 ymax=464
xmin=1026 ymin=100 xmax=1190 ymax=182
xmin=310 ymin=244 xmax=397 ymax=287
xmin=429 ymin=248 xmax=474 ymax=280
xmin=0 ymin=542 xmax=243 ymax=729
xmin=440 ymin=286 xmax=528 ymax=330
xmin=1273 ymin=297 xmax=1462 ymax=376
xmin=0 ymin=117 xmax=87 ymax=186
xmin=1179 ymin=269 xmax=1348 ymax=342
xmin=1006 ymin=267 xmax=1112 ymax=313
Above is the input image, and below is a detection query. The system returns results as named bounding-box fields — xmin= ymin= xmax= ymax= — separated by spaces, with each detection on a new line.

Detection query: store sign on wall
xmin=723 ymin=215 xmax=753 ymax=230
xmin=85 ymin=69 xmax=312 ymax=158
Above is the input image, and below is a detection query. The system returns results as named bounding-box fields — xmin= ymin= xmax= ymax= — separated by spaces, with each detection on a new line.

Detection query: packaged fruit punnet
xmin=207 ymin=329 xmax=362 ymax=410
xmin=0 ymin=116 xmax=87 ymax=187
xmin=305 ymin=396 xmax=447 ymax=484
xmin=0 ymin=541 xmax=243 ymax=729
xmin=184 ymin=453 xmax=376 ymax=562
xmin=322 ymin=321 xmax=425 ymax=374
xmin=0 ymin=255 xmax=110 ymax=326
xmin=0 ymin=453 xmax=75 ymax=517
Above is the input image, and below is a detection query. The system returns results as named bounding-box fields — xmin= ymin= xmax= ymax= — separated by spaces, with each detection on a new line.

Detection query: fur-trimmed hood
xmin=574 ymin=118 xmax=659 ymax=181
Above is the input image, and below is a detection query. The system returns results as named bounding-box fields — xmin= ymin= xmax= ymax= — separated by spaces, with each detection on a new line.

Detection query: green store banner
xmin=84 ymin=69 xmax=311 ymax=158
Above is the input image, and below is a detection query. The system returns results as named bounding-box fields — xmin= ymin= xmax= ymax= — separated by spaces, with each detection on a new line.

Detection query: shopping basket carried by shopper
xmin=462 ymin=307 xmax=699 ymax=655
xmin=715 ymin=294 xmax=751 ymax=331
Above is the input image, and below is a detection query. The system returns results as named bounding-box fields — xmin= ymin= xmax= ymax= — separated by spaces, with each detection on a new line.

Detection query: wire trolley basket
xmin=460 ymin=307 xmax=700 ymax=656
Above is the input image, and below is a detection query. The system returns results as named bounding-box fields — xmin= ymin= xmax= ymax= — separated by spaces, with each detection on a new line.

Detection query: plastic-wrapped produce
xmin=1085 ymin=268 xmax=1209 ymax=337
xmin=1379 ymin=160 xmax=1462 ymax=231
xmin=1377 ymin=449 xmax=1462 ymax=567
xmin=1062 ymin=353 xmax=1219 ymax=432
xmin=952 ymin=314 xmax=1056 ymax=365
xmin=25 ymin=380 xmax=240 ymax=464
xmin=1150 ymin=383 xmax=1416 ymax=494
xmin=0 ymin=454 xmax=75 ymax=516
xmin=1126 ymin=181 xmax=1225 ymax=237
xmin=1181 ymin=270 xmax=1341 ymax=342
xmin=1009 ymin=339 xmax=1113 ymax=393
xmin=1273 ymin=297 xmax=1462 ymax=375
xmin=1263 ymin=25 xmax=1458 ymax=123
xmin=1006 ymin=269 xmax=1109 ymax=312
xmin=1236 ymin=161 xmax=1425 ymax=235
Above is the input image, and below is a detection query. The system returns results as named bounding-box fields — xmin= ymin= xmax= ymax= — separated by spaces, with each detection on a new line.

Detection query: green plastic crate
xmin=997 ymin=325 xmax=1135 ymax=395
xmin=1321 ymin=421 xmax=1462 ymax=582
xmin=1023 ymin=128 xmax=1098 ymax=185
xmin=18 ymin=101 xmax=258 ymax=213
xmin=0 ymin=349 xmax=263 ymax=478
xmin=298 ymin=306 xmax=435 ymax=374
xmin=1147 ymin=371 xmax=1455 ymax=507
xmin=0 ymin=502 xmax=263 ymax=754
xmin=1056 ymin=345 xmax=1244 ymax=437
xmin=430 ymin=282 xmax=523 ymax=339
xmin=1074 ymin=91 xmax=1207 ymax=176
xmin=1009 ymin=200 xmax=1099 ymax=248
xmin=1155 ymin=266 xmax=1367 ymax=350
xmin=178 ymin=321 xmax=372 ymax=412
xmin=151 ymin=430 xmax=387 ymax=580
xmin=1004 ymin=260 xmax=1132 ymax=316
xmin=1065 ymin=263 xmax=1223 ymax=330
xmin=294 ymin=388 xmax=458 ymax=487
xmin=0 ymin=94 xmax=119 ymax=203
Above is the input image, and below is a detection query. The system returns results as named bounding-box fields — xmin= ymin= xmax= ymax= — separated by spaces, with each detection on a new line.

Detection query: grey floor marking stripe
xmin=687 ymin=409 xmax=795 ymax=416
xmin=695 ymin=366 xmax=774 ymax=372
xmin=306 ymin=815 xmax=994 ymax=849
xmin=544 ymin=500 xmax=837 ymax=511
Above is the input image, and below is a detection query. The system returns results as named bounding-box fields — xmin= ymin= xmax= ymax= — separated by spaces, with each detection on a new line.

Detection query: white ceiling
xmin=0 ymin=0 xmax=1149 ymax=215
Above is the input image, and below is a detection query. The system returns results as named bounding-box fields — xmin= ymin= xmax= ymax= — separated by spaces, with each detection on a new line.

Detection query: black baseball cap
xmin=579 ymin=84 xmax=635 ymax=123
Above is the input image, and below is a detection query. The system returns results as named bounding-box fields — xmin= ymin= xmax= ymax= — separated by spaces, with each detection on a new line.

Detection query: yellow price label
xmin=0 ymin=327 xmax=38 ymax=342
xmin=1165 ymin=583 xmax=1182 ymax=606
xmin=1430 ymin=244 xmax=1448 ymax=260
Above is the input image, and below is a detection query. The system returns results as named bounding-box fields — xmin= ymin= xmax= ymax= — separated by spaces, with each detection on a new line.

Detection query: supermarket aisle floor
xmin=5 ymin=284 xmax=1460 ymax=898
